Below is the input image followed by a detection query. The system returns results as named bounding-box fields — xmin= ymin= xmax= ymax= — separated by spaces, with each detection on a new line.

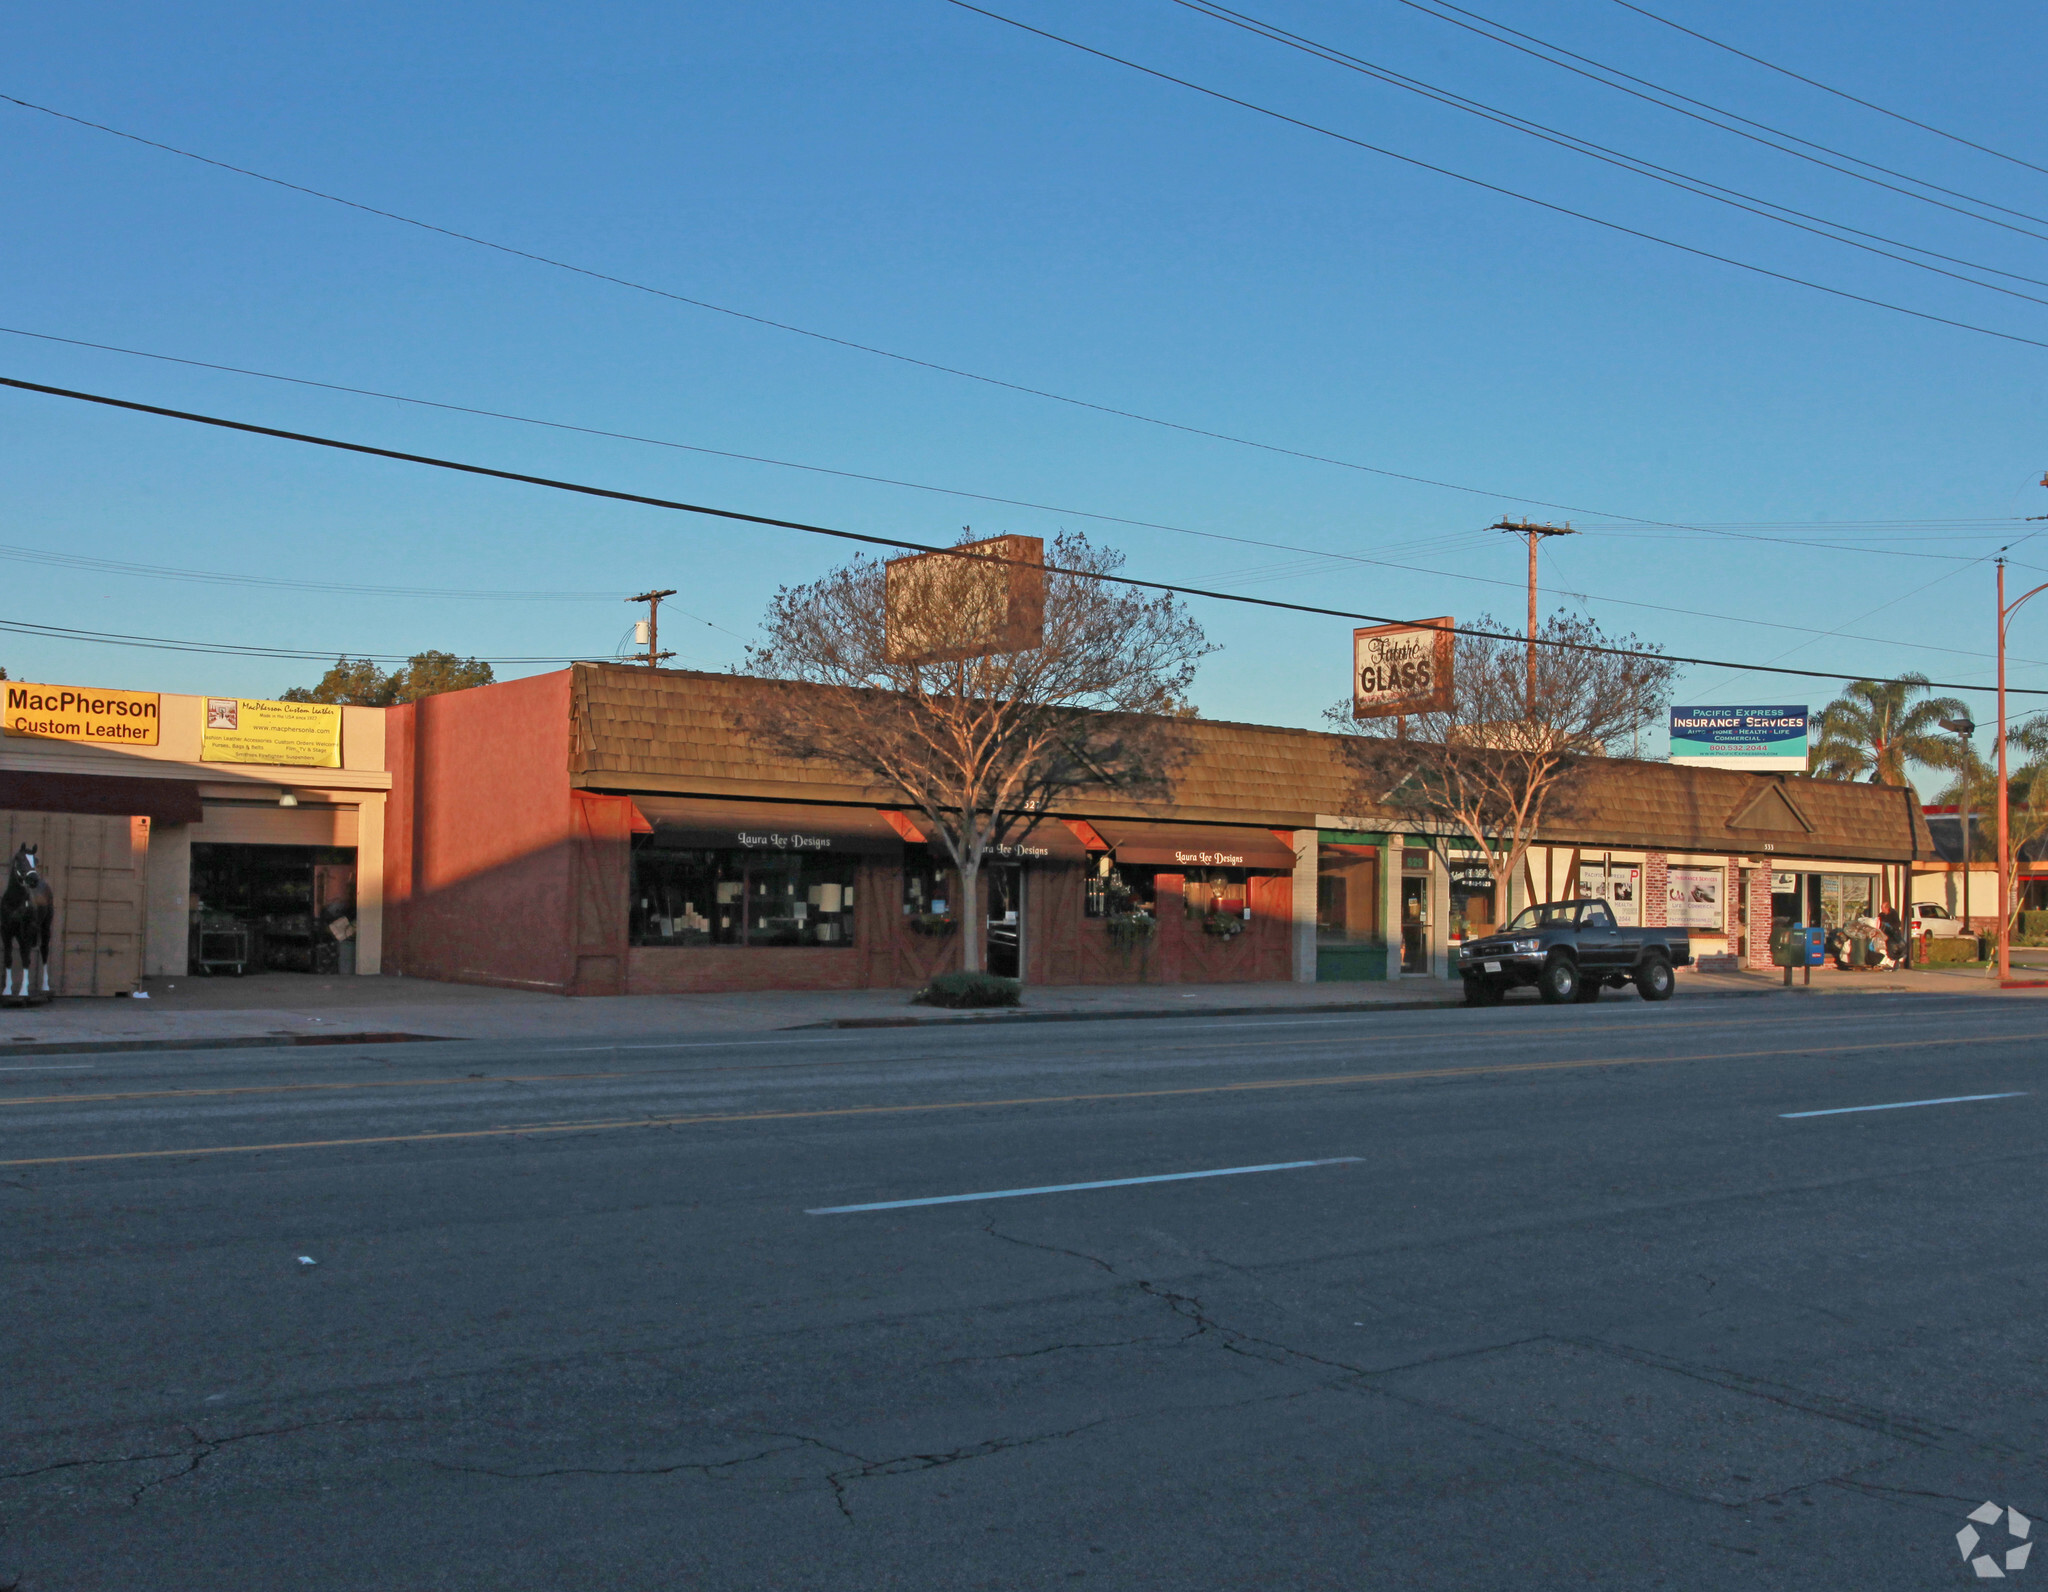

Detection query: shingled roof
xmin=568 ymin=663 xmax=1929 ymax=862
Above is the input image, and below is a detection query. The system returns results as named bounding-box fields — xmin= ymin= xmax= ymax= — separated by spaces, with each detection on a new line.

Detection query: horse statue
xmin=2 ymin=843 xmax=54 ymax=1001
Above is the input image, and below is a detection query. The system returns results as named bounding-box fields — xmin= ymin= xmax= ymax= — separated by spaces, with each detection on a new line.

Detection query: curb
xmin=0 ymin=1031 xmax=448 ymax=1059
xmin=789 ymin=985 xmax=1820 ymax=1029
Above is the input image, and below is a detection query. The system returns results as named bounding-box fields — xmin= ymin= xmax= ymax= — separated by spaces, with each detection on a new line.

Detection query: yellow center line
xmin=0 ymin=1072 xmax=644 ymax=1107
xmin=0 ymin=1007 xmax=2023 ymax=1109
xmin=1 ymin=1031 xmax=2035 ymax=1169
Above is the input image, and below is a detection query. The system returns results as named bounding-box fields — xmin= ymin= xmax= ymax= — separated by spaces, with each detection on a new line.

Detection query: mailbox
xmin=1770 ymin=922 xmax=1826 ymax=968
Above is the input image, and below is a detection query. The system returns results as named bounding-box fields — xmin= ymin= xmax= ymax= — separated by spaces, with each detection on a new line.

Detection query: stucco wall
xmin=384 ymin=671 xmax=577 ymax=992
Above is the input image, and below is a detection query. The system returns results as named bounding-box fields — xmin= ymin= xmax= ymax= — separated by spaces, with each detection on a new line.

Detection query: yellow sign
xmin=3 ymin=682 xmax=161 ymax=746
xmin=200 ymin=697 xmax=341 ymax=767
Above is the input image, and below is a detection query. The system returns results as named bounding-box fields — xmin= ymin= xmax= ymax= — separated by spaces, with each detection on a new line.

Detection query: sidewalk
xmin=0 ymin=961 xmax=2031 ymax=1057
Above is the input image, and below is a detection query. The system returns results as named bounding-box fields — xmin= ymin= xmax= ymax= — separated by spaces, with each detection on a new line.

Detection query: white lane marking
xmin=807 ymin=1156 xmax=1362 ymax=1214
xmin=0 ymin=1064 xmax=91 ymax=1072
xmin=1781 ymin=1091 xmax=2029 ymax=1119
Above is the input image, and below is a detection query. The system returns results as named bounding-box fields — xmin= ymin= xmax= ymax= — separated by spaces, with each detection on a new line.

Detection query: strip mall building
xmin=377 ymin=664 xmax=1931 ymax=994
xmin=0 ymin=682 xmax=387 ymax=994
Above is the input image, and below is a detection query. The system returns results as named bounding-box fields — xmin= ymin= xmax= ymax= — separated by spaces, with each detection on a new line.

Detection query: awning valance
xmin=0 ymin=772 xmax=203 ymax=825
xmin=629 ymin=797 xmax=905 ymax=856
xmin=1094 ymin=824 xmax=1298 ymax=871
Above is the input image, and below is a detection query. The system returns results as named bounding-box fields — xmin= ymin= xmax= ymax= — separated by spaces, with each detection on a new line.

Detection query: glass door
xmin=1400 ymin=875 xmax=1430 ymax=975
xmin=986 ymin=863 xmax=1023 ymax=978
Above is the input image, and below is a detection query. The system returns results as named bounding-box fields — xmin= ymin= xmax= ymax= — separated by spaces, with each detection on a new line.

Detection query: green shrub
xmin=1919 ymin=936 xmax=1984 ymax=964
xmin=2020 ymin=910 xmax=2048 ymax=941
xmin=916 ymin=971 xmax=1022 ymax=1009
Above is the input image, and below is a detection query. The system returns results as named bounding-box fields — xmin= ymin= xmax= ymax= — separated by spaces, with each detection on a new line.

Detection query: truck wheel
xmin=1462 ymin=974 xmax=1502 ymax=1007
xmin=1536 ymin=954 xmax=1579 ymax=1004
xmin=1636 ymin=956 xmax=1674 ymax=1001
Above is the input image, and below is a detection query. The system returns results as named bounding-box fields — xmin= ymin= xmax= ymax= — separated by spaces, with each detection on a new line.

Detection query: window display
xmin=1084 ymin=855 xmax=1156 ymax=919
xmin=631 ymin=843 xmax=858 ymax=947
xmin=1665 ymin=864 xmax=1724 ymax=931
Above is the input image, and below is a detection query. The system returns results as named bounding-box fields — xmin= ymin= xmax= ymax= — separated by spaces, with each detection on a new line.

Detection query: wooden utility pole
xmin=627 ymin=589 xmax=677 ymax=668
xmin=1490 ymin=520 xmax=1575 ymax=714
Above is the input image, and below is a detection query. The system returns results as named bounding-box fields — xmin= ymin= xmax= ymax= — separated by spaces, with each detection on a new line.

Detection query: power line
xmin=1169 ymin=0 xmax=2048 ymax=308
xmin=8 ymin=90 xmax=2044 ymax=551
xmin=0 ymin=615 xmax=574 ymax=665
xmin=0 ymin=541 xmax=622 ymax=602
xmin=1606 ymin=0 xmax=2048 ymax=179
xmin=6 ymin=330 xmax=2039 ymax=660
xmin=940 ymin=2 xmax=2048 ymax=354
xmin=1390 ymin=0 xmax=2048 ymax=234
xmin=4 ymin=323 xmax=2006 ymax=571
xmin=6 ymin=371 xmax=2042 ymax=696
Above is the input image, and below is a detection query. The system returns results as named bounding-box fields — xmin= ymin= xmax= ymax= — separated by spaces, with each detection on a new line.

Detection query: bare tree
xmin=740 ymin=531 xmax=1214 ymax=973
xmin=1327 ymin=611 xmax=1677 ymax=915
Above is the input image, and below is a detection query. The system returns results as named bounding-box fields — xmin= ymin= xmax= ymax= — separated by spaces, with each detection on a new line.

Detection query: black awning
xmin=630 ymin=796 xmax=906 ymax=856
xmin=0 ymin=771 xmax=204 ymax=824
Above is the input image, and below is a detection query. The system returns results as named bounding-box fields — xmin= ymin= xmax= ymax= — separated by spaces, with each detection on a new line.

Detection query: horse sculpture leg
xmin=1 ymin=930 xmax=14 ymax=999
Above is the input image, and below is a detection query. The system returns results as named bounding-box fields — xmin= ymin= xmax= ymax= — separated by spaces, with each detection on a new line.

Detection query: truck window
xmin=1581 ymin=902 xmax=1616 ymax=930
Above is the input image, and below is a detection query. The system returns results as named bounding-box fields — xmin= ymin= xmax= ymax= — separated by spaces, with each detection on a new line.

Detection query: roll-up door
xmin=0 ymin=810 xmax=144 ymax=996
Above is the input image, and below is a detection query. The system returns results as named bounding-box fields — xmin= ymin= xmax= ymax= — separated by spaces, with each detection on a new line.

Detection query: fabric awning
xmin=630 ymin=797 xmax=906 ymax=856
xmin=1095 ymin=824 xmax=1298 ymax=871
xmin=0 ymin=772 xmax=204 ymax=825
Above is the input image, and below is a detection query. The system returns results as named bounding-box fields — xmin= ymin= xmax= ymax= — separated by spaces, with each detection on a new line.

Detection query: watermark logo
xmin=1959 ymin=1502 xmax=2032 ymax=1578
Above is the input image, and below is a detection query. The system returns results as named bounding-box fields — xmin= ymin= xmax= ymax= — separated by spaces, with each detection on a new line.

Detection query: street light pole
xmin=1994 ymin=559 xmax=2048 ymax=984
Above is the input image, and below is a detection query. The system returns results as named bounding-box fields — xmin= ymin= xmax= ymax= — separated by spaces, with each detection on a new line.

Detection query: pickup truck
xmin=1455 ymin=899 xmax=1691 ymax=1006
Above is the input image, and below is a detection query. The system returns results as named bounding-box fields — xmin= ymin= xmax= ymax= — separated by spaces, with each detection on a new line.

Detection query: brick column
xmin=1645 ymin=853 xmax=1669 ymax=927
xmin=1745 ymin=864 xmax=1775 ymax=969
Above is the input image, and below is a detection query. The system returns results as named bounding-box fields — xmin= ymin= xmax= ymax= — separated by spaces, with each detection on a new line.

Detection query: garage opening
xmin=189 ymin=843 xmax=358 ymax=975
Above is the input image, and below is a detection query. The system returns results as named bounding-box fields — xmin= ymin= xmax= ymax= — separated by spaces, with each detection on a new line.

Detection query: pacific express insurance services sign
xmin=1669 ymin=705 xmax=1808 ymax=771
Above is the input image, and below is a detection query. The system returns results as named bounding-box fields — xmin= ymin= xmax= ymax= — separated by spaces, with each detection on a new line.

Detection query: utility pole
xmin=1939 ymin=714 xmax=1978 ymax=948
xmin=1491 ymin=520 xmax=1575 ymax=714
xmin=627 ymin=589 xmax=677 ymax=668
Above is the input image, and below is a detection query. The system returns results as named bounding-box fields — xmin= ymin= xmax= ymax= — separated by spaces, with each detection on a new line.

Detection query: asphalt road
xmin=4 ymin=990 xmax=2046 ymax=1590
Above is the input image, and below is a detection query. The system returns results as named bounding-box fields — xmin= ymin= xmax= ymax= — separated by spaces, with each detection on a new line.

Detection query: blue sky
xmin=3 ymin=0 xmax=2045 ymax=767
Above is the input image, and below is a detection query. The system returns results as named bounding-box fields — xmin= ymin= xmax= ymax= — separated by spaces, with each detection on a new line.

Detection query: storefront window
xmin=1448 ymin=862 xmax=1496 ymax=943
xmin=1182 ymin=868 xmax=1248 ymax=920
xmin=1084 ymin=856 xmax=1156 ymax=918
xmin=903 ymin=851 xmax=952 ymax=918
xmin=631 ymin=842 xmax=858 ymax=947
xmin=1316 ymin=847 xmax=1380 ymax=945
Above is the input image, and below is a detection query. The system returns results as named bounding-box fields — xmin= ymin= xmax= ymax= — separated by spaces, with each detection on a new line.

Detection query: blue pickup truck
xmin=1455 ymin=899 xmax=1691 ymax=1006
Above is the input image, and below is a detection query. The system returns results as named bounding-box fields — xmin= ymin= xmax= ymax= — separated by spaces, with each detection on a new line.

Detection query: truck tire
xmin=1635 ymin=955 xmax=1674 ymax=1001
xmin=1462 ymin=974 xmax=1503 ymax=1007
xmin=1536 ymin=954 xmax=1580 ymax=1004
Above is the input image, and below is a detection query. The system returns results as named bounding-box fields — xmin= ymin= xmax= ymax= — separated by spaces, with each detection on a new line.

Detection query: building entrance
xmin=985 ymin=863 xmax=1023 ymax=979
xmin=189 ymin=843 xmax=357 ymax=975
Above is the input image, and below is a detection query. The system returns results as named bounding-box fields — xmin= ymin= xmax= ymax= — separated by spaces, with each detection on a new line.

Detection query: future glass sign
xmin=1668 ymin=705 xmax=1808 ymax=771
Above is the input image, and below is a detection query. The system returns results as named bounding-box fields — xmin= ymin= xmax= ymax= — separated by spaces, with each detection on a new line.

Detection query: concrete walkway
xmin=0 ymin=961 xmax=2031 ymax=1056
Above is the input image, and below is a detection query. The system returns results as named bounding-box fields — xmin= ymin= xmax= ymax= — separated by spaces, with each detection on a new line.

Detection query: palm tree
xmin=1934 ymin=715 xmax=2048 ymax=941
xmin=1808 ymin=675 xmax=1970 ymax=785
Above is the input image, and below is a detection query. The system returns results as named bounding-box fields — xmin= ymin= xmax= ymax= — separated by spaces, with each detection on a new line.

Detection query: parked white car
xmin=1910 ymin=902 xmax=1964 ymax=938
